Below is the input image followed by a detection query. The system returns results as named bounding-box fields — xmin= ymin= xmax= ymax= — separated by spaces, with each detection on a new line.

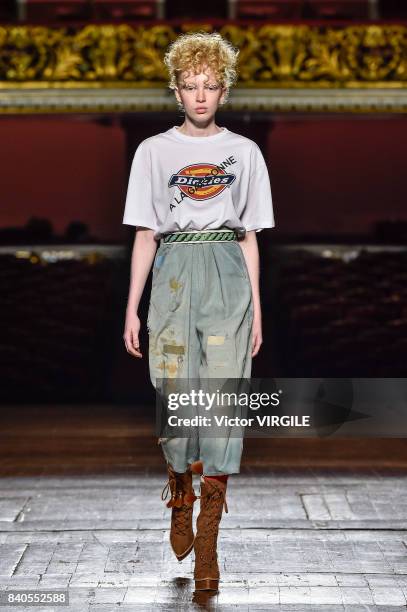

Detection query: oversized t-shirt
xmin=122 ymin=125 xmax=275 ymax=240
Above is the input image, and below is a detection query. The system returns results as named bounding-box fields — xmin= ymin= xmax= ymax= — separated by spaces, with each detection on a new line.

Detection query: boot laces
xmin=195 ymin=478 xmax=228 ymax=566
xmin=196 ymin=477 xmax=228 ymax=513
xmin=161 ymin=470 xmax=197 ymax=537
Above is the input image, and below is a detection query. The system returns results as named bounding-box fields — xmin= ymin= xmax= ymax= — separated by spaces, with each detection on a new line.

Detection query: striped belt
xmin=161 ymin=228 xmax=240 ymax=244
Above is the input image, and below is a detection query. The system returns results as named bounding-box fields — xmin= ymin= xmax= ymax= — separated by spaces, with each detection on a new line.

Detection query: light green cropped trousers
xmin=147 ymin=231 xmax=253 ymax=476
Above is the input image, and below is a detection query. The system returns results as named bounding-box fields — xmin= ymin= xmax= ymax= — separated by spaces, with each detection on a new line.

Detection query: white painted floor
xmin=0 ymin=467 xmax=406 ymax=610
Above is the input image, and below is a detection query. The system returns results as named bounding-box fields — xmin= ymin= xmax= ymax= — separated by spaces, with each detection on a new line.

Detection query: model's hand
xmin=123 ymin=311 xmax=143 ymax=358
xmin=251 ymin=313 xmax=263 ymax=357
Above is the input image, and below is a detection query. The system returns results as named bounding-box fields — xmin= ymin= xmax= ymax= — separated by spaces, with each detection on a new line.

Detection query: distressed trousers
xmin=147 ymin=230 xmax=253 ymax=476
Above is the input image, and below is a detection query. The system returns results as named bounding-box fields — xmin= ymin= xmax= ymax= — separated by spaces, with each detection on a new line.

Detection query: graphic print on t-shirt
xmin=168 ymin=156 xmax=237 ymax=211
xmin=122 ymin=130 xmax=275 ymax=234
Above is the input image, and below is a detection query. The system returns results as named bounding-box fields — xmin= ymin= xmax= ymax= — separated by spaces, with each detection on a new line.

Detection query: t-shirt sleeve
xmin=122 ymin=140 xmax=159 ymax=231
xmin=240 ymin=142 xmax=275 ymax=233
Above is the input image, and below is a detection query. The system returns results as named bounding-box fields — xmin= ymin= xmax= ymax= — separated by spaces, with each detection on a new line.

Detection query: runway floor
xmin=0 ymin=407 xmax=407 ymax=610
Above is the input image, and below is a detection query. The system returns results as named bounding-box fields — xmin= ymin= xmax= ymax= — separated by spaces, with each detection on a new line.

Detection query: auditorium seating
xmin=6 ymin=0 xmax=390 ymax=24
xmin=234 ymin=0 xmax=371 ymax=20
xmin=303 ymin=0 xmax=371 ymax=19
xmin=166 ymin=0 xmax=228 ymax=20
xmin=24 ymin=0 xmax=158 ymax=23
xmin=0 ymin=0 xmax=15 ymax=21
xmin=379 ymin=0 xmax=407 ymax=19
xmin=233 ymin=0 xmax=303 ymax=19
xmin=271 ymin=247 xmax=407 ymax=376
xmin=0 ymin=253 xmax=117 ymax=402
xmin=25 ymin=0 xmax=92 ymax=22
xmin=0 ymin=244 xmax=405 ymax=401
xmin=92 ymin=0 xmax=159 ymax=20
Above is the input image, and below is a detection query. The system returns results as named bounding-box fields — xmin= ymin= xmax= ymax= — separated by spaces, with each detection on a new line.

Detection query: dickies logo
xmin=169 ymin=163 xmax=236 ymax=201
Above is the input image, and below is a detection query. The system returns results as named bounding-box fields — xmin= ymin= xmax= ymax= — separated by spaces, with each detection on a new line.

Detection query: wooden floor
xmin=2 ymin=405 xmax=407 ymax=475
xmin=0 ymin=405 xmax=407 ymax=610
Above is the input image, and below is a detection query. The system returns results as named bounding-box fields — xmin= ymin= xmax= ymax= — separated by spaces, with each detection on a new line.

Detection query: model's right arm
xmin=123 ymin=227 xmax=158 ymax=358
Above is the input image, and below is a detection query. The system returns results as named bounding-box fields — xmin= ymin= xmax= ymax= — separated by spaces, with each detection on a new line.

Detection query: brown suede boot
xmin=161 ymin=463 xmax=198 ymax=561
xmin=193 ymin=476 xmax=229 ymax=591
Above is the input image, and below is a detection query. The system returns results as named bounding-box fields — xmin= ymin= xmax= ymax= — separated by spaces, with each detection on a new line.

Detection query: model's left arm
xmin=239 ymin=142 xmax=275 ymax=357
xmin=239 ymin=232 xmax=262 ymax=356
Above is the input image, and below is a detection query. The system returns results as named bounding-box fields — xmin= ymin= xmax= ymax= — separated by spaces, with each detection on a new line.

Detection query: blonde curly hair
xmin=163 ymin=31 xmax=239 ymax=110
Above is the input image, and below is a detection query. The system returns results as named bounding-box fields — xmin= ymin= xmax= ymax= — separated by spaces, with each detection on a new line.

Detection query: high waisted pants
xmin=147 ymin=235 xmax=253 ymax=476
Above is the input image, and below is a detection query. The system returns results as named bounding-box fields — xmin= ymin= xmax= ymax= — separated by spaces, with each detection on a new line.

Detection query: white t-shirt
xmin=122 ymin=125 xmax=275 ymax=240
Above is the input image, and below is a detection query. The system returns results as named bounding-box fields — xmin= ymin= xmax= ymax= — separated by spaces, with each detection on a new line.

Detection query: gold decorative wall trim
xmin=1 ymin=23 xmax=407 ymax=112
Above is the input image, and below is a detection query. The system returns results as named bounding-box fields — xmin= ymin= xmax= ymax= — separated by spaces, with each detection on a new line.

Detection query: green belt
xmin=161 ymin=228 xmax=238 ymax=244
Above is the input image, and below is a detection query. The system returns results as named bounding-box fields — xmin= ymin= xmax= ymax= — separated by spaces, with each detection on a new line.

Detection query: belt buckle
xmin=234 ymin=228 xmax=246 ymax=240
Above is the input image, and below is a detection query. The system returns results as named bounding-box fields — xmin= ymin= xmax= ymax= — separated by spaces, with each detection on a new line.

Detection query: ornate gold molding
xmin=1 ymin=23 xmax=407 ymax=112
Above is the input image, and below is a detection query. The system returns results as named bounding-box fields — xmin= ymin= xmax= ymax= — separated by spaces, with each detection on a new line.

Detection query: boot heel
xmin=194 ymin=578 xmax=219 ymax=591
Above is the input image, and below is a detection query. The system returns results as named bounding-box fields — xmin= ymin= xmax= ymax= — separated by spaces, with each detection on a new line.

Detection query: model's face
xmin=174 ymin=66 xmax=227 ymax=121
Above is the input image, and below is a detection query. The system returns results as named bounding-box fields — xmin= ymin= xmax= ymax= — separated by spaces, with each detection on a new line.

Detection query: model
xmin=122 ymin=31 xmax=275 ymax=593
